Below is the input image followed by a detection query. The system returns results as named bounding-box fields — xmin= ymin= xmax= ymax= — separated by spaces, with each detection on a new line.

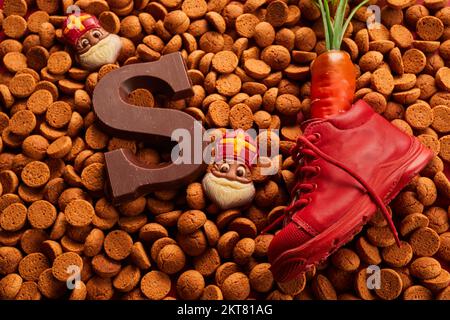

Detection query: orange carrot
xmin=310 ymin=0 xmax=369 ymax=118
xmin=311 ymin=51 xmax=356 ymax=118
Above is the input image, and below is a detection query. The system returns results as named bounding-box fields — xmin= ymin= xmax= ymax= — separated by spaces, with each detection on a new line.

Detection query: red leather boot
xmin=267 ymin=100 xmax=433 ymax=282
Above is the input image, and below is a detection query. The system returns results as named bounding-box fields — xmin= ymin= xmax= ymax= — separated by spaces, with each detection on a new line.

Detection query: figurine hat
xmin=62 ymin=13 xmax=102 ymax=47
xmin=215 ymin=130 xmax=258 ymax=167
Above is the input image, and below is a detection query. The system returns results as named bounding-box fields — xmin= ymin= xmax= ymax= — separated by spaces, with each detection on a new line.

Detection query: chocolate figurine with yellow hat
xmin=62 ymin=12 xmax=122 ymax=70
xmin=202 ymin=130 xmax=258 ymax=210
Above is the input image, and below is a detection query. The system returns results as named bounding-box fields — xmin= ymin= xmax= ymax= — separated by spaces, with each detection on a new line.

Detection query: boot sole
xmin=270 ymin=139 xmax=433 ymax=282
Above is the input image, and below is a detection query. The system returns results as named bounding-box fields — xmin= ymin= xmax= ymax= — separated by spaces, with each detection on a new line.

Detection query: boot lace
xmin=262 ymin=134 xmax=400 ymax=246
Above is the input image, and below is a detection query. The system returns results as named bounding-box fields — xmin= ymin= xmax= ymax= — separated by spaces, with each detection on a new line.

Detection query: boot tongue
xmin=301 ymin=100 xmax=375 ymax=132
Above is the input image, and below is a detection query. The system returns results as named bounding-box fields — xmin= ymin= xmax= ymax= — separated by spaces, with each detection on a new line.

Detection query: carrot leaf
xmin=314 ymin=0 xmax=370 ymax=51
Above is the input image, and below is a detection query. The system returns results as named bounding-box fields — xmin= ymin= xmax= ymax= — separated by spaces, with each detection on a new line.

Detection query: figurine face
xmin=202 ymin=160 xmax=255 ymax=210
xmin=76 ymin=28 xmax=109 ymax=54
xmin=77 ymin=30 xmax=122 ymax=71
xmin=210 ymin=161 xmax=252 ymax=184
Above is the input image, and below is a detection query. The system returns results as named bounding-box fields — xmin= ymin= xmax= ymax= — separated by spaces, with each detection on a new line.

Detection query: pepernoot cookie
xmin=141 ymin=271 xmax=171 ymax=300
xmin=211 ymin=51 xmax=239 ymax=74
xmin=382 ymin=241 xmax=413 ymax=267
xmin=8 ymin=73 xmax=36 ymax=98
xmin=112 ymin=265 xmax=141 ymax=293
xmin=18 ymin=252 xmax=49 ymax=281
xmin=157 ymin=244 xmax=186 ymax=275
xmin=356 ymin=236 xmax=382 ymax=265
xmin=410 ymin=257 xmax=442 ymax=280
xmin=249 ymin=263 xmax=274 ymax=293
xmin=422 ymin=269 xmax=450 ymax=291
xmin=403 ymin=285 xmax=433 ymax=300
xmin=27 ymin=200 xmax=57 ymax=229
xmin=104 ymin=230 xmax=133 ymax=261
xmin=0 ymin=202 xmax=27 ymax=232
xmin=232 ymin=238 xmax=255 ymax=265
xmin=15 ymin=281 xmax=42 ymax=300
xmin=416 ymin=16 xmax=444 ymax=41
xmin=52 ymin=252 xmax=83 ymax=282
xmin=400 ymin=213 xmax=429 ymax=237
xmin=64 ymin=199 xmax=95 ymax=228
xmin=177 ymin=270 xmax=205 ymax=300
xmin=278 ymin=272 xmax=306 ymax=296
xmin=21 ymin=161 xmax=50 ymax=188
xmin=405 ymin=103 xmax=434 ymax=129
xmin=85 ymin=276 xmax=113 ymax=300
xmin=311 ymin=274 xmax=337 ymax=300
xmin=410 ymin=227 xmax=441 ymax=257
xmin=374 ymin=269 xmax=403 ymax=300
xmin=221 ymin=272 xmax=250 ymax=300
xmin=193 ymin=247 xmax=220 ymax=277
xmin=436 ymin=67 xmax=450 ymax=91
xmin=177 ymin=210 xmax=207 ymax=235
xmin=331 ymin=248 xmax=360 ymax=272
xmin=431 ymin=105 xmax=450 ymax=133
xmin=200 ymin=284 xmax=223 ymax=300
xmin=0 ymin=273 xmax=23 ymax=300
xmin=90 ymin=254 xmax=120 ymax=279
xmin=438 ymin=135 xmax=450 ymax=163
xmin=9 ymin=110 xmax=36 ymax=136
xmin=47 ymin=51 xmax=72 ymax=75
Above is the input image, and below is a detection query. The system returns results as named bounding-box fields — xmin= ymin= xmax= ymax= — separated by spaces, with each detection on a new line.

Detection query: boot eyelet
xmin=314 ymin=166 xmax=321 ymax=175
xmin=307 ymin=197 xmax=312 ymax=203
xmin=314 ymin=133 xmax=321 ymax=141
xmin=312 ymin=183 xmax=318 ymax=191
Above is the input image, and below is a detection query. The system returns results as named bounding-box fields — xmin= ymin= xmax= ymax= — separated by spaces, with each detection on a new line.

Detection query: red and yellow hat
xmin=215 ymin=130 xmax=258 ymax=167
xmin=62 ymin=13 xmax=101 ymax=47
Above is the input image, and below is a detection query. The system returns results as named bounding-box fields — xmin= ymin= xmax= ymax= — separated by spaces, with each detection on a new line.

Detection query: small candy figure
xmin=202 ymin=130 xmax=258 ymax=210
xmin=62 ymin=12 xmax=122 ymax=70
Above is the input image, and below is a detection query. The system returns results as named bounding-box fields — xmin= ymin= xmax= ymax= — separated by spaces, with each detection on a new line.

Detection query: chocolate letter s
xmin=93 ymin=52 xmax=206 ymax=204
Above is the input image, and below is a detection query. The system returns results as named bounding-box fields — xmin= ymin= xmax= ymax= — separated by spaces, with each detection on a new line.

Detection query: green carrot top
xmin=314 ymin=0 xmax=370 ymax=51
